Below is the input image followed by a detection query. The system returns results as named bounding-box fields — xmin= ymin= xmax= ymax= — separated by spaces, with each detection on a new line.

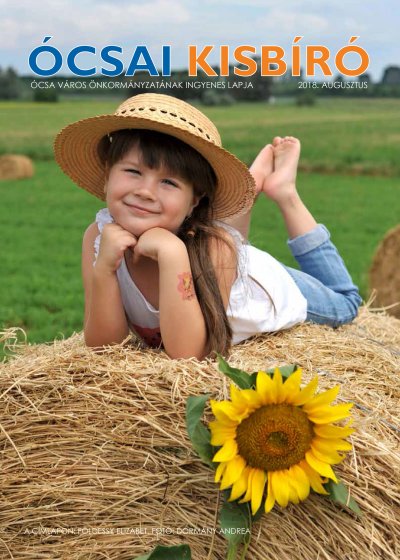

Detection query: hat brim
xmin=54 ymin=113 xmax=256 ymax=219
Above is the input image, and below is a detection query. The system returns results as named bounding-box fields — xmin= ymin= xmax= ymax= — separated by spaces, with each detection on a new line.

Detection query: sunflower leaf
xmin=219 ymin=498 xmax=252 ymax=550
xmin=265 ymin=364 xmax=300 ymax=380
xmin=132 ymin=544 xmax=192 ymax=559
xmin=249 ymin=372 xmax=258 ymax=387
xmin=186 ymin=394 xmax=214 ymax=466
xmin=249 ymin=365 xmax=300 ymax=386
xmin=217 ymin=354 xmax=253 ymax=389
xmin=324 ymin=479 xmax=362 ymax=516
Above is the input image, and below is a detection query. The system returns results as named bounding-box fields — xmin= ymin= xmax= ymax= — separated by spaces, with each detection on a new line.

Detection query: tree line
xmin=1 ymin=65 xmax=400 ymax=102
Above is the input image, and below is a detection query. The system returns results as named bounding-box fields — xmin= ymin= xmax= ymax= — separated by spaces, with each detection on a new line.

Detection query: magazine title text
xmin=29 ymin=37 xmax=369 ymax=78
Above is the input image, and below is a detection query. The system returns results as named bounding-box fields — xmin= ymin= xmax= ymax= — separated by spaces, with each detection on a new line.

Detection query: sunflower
xmin=209 ymin=368 xmax=354 ymax=515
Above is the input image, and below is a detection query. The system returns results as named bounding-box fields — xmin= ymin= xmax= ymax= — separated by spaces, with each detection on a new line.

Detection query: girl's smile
xmin=105 ymin=145 xmax=200 ymax=237
xmin=123 ymin=201 xmax=161 ymax=216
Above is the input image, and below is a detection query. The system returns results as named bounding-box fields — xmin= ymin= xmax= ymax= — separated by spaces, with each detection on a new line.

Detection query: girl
xmin=54 ymin=93 xmax=361 ymax=360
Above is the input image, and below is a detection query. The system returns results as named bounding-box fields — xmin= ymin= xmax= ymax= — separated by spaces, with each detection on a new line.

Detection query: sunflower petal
xmin=212 ymin=439 xmax=238 ymax=462
xmin=238 ymin=388 xmax=263 ymax=411
xmin=215 ymin=461 xmax=227 ymax=483
xmin=270 ymin=470 xmax=290 ymax=508
xmin=305 ymin=450 xmax=338 ymax=482
xmin=299 ymin=460 xmax=329 ymax=495
xmin=251 ymin=469 xmax=266 ymax=515
xmin=273 ymin=368 xmax=284 ymax=403
xmin=288 ymin=484 xmax=300 ymax=504
xmin=264 ymin=473 xmax=275 ymax=513
xmin=292 ymin=377 xmax=319 ymax=406
xmin=209 ymin=419 xmax=235 ymax=431
xmin=256 ymin=370 xmax=275 ymax=404
xmin=239 ymin=467 xmax=256 ymax=503
xmin=313 ymin=424 xmax=354 ymax=439
xmin=230 ymin=383 xmax=241 ymax=401
xmin=287 ymin=464 xmax=310 ymax=501
xmin=302 ymin=385 xmax=340 ymax=412
xmin=229 ymin=467 xmax=250 ymax=502
xmin=210 ymin=400 xmax=240 ymax=423
xmin=229 ymin=385 xmax=252 ymax=412
xmin=310 ymin=444 xmax=344 ymax=465
xmin=281 ymin=368 xmax=303 ymax=402
xmin=209 ymin=421 xmax=237 ymax=446
xmin=313 ymin=436 xmax=353 ymax=453
xmin=220 ymin=456 xmax=246 ymax=490
xmin=307 ymin=403 xmax=353 ymax=424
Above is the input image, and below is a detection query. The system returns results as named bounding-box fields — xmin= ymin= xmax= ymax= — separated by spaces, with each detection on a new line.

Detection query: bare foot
xmin=264 ymin=136 xmax=301 ymax=203
xmin=249 ymin=143 xmax=274 ymax=196
xmin=249 ymin=137 xmax=301 ymax=202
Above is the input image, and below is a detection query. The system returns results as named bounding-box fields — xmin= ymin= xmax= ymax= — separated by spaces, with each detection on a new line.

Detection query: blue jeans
xmin=283 ymin=225 xmax=362 ymax=328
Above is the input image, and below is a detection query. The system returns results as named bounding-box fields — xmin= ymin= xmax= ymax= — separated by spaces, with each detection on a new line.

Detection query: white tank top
xmin=94 ymin=208 xmax=307 ymax=347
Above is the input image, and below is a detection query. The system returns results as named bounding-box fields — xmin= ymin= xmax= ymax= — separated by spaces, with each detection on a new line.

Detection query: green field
xmin=0 ymin=98 xmax=399 ymax=347
xmin=2 ymin=97 xmax=400 ymax=174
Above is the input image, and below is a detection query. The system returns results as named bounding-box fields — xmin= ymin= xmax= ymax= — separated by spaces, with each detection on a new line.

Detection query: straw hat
xmin=54 ymin=93 xmax=256 ymax=219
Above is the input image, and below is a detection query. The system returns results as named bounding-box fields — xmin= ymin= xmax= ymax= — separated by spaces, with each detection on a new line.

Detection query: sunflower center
xmin=236 ymin=403 xmax=314 ymax=471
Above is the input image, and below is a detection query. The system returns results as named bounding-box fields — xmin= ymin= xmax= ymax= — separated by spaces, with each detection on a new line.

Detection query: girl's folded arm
xmin=82 ymin=223 xmax=129 ymax=347
xmin=158 ymin=230 xmax=236 ymax=360
xmin=157 ymin=241 xmax=208 ymax=360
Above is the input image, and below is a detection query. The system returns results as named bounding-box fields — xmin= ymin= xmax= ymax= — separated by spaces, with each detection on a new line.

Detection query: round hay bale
xmin=0 ymin=154 xmax=34 ymax=180
xmin=369 ymin=224 xmax=400 ymax=318
xmin=0 ymin=307 xmax=399 ymax=560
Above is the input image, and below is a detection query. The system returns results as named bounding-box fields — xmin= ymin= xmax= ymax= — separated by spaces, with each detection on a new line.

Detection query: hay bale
xmin=0 ymin=307 xmax=399 ymax=560
xmin=0 ymin=154 xmax=34 ymax=180
xmin=370 ymin=224 xmax=400 ymax=318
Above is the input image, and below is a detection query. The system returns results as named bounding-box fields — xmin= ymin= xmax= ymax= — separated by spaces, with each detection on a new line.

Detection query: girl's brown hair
xmin=98 ymin=129 xmax=236 ymax=356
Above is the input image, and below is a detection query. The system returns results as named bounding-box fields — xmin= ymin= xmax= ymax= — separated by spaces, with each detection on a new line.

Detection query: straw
xmin=369 ymin=224 xmax=400 ymax=319
xmin=0 ymin=305 xmax=399 ymax=559
xmin=0 ymin=155 xmax=34 ymax=181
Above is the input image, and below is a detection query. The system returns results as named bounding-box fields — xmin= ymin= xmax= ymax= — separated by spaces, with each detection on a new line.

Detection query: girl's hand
xmin=96 ymin=223 xmax=137 ymax=273
xmin=132 ymin=227 xmax=185 ymax=263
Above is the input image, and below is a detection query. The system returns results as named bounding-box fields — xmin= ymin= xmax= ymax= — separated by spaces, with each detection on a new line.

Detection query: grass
xmin=1 ymin=97 xmax=400 ymax=173
xmin=250 ymin=173 xmax=399 ymax=297
xmin=0 ymin=163 xmax=102 ymax=342
xmin=0 ymin=97 xmax=399 ymax=347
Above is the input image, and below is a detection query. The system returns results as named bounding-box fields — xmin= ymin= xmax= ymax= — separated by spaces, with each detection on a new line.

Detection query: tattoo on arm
xmin=177 ymin=272 xmax=195 ymax=300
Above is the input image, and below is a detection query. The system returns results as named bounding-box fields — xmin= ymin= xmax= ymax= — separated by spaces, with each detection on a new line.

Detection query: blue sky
xmin=0 ymin=0 xmax=398 ymax=81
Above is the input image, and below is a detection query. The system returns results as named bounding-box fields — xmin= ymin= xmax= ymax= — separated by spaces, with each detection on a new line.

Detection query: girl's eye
xmin=126 ymin=168 xmax=140 ymax=175
xmin=163 ymin=178 xmax=179 ymax=187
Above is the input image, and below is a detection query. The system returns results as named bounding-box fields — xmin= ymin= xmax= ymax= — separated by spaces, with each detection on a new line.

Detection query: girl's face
xmin=105 ymin=144 xmax=200 ymax=237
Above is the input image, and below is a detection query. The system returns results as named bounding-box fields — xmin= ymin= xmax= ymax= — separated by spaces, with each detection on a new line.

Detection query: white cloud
xmin=0 ymin=0 xmax=398 ymax=80
xmin=0 ymin=0 xmax=191 ymax=48
xmin=255 ymin=10 xmax=329 ymax=36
